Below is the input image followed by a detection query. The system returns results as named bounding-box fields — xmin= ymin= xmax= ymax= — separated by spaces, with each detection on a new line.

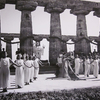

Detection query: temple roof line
xmin=5 ymin=0 xmax=100 ymax=10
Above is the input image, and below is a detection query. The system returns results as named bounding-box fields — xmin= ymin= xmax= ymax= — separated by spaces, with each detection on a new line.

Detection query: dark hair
xmin=16 ymin=54 xmax=21 ymax=60
xmin=29 ymin=55 xmax=33 ymax=60
xmin=26 ymin=54 xmax=29 ymax=60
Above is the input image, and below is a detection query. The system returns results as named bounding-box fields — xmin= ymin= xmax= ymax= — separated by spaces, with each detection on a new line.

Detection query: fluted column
xmin=94 ymin=9 xmax=100 ymax=54
xmin=61 ymin=41 xmax=67 ymax=53
xmin=45 ymin=3 xmax=65 ymax=65
xmin=16 ymin=0 xmax=38 ymax=55
xmin=4 ymin=37 xmax=13 ymax=58
xmin=0 ymin=0 xmax=5 ymax=51
xmin=70 ymin=6 xmax=91 ymax=55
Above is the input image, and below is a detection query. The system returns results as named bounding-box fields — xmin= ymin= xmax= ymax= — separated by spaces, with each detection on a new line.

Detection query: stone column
xmin=0 ymin=1 xmax=5 ymax=51
xmin=61 ymin=41 xmax=67 ymax=53
xmin=94 ymin=9 xmax=100 ymax=54
xmin=45 ymin=4 xmax=65 ymax=65
xmin=4 ymin=37 xmax=13 ymax=58
xmin=70 ymin=6 xmax=91 ymax=55
xmin=16 ymin=0 xmax=38 ymax=55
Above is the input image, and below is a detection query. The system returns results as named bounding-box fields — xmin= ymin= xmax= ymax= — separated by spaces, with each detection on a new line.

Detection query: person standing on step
xmin=14 ymin=54 xmax=24 ymax=88
xmin=75 ymin=54 xmax=80 ymax=76
xmin=29 ymin=55 xmax=34 ymax=83
xmin=34 ymin=56 xmax=43 ymax=80
xmin=84 ymin=56 xmax=90 ymax=78
xmin=56 ymin=53 xmax=64 ymax=77
xmin=93 ymin=56 xmax=100 ymax=78
xmin=24 ymin=54 xmax=32 ymax=85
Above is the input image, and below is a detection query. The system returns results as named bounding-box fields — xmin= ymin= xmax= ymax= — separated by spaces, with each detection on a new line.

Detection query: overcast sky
xmin=0 ymin=0 xmax=100 ymax=60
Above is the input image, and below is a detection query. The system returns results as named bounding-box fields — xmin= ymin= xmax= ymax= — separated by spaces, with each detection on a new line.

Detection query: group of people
xmin=56 ymin=51 xmax=100 ymax=80
xmin=75 ymin=54 xmax=100 ymax=78
xmin=0 ymin=50 xmax=42 ymax=92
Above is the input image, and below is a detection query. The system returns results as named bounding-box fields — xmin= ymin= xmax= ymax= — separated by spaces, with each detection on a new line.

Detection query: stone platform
xmin=0 ymin=74 xmax=100 ymax=93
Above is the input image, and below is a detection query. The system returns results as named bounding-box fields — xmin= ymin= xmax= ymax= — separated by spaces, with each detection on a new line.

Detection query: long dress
xmin=24 ymin=60 xmax=32 ymax=83
xmin=0 ymin=59 xmax=1 ymax=88
xmin=90 ymin=58 xmax=94 ymax=74
xmin=84 ymin=59 xmax=90 ymax=77
xmin=0 ymin=57 xmax=10 ymax=88
xmin=75 ymin=58 xmax=80 ymax=75
xmin=34 ymin=58 xmax=40 ymax=78
xmin=30 ymin=60 xmax=34 ymax=82
xmin=80 ymin=59 xmax=83 ymax=74
xmin=14 ymin=59 xmax=24 ymax=87
xmin=63 ymin=59 xmax=70 ymax=79
xmin=56 ymin=57 xmax=63 ymax=77
xmin=93 ymin=59 xmax=99 ymax=78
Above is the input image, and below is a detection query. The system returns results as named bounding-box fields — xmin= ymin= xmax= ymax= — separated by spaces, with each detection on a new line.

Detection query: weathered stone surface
xmin=94 ymin=9 xmax=100 ymax=17
xmin=61 ymin=41 xmax=67 ymax=53
xmin=20 ymin=10 xmax=33 ymax=55
xmin=44 ymin=2 xmax=66 ymax=13
xmin=45 ymin=4 xmax=64 ymax=65
xmin=0 ymin=0 xmax=6 ymax=9
xmin=4 ymin=37 xmax=14 ymax=58
xmin=76 ymin=14 xmax=87 ymax=37
xmin=71 ymin=5 xmax=91 ymax=55
xmin=49 ymin=12 xmax=62 ymax=65
xmin=16 ymin=0 xmax=38 ymax=11
xmin=75 ymin=38 xmax=91 ymax=55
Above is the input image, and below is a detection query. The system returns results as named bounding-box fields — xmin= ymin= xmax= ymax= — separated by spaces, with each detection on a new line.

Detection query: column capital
xmin=4 ymin=37 xmax=14 ymax=41
xmin=0 ymin=0 xmax=6 ymax=9
xmin=94 ymin=9 xmax=100 ymax=17
xmin=70 ymin=6 xmax=90 ymax=15
xmin=16 ymin=0 xmax=38 ymax=11
xmin=44 ymin=2 xmax=65 ymax=13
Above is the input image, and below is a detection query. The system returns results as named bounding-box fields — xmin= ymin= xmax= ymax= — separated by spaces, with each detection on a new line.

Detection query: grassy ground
xmin=0 ymin=87 xmax=100 ymax=100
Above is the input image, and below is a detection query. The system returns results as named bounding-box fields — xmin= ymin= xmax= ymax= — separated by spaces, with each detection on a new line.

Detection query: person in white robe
xmin=0 ymin=52 xmax=11 ymax=92
xmin=80 ymin=57 xmax=83 ymax=74
xmin=56 ymin=53 xmax=63 ymax=77
xmin=75 ymin=55 xmax=80 ymax=76
xmin=29 ymin=55 xmax=34 ymax=82
xmin=93 ymin=56 xmax=99 ymax=78
xmin=90 ymin=56 xmax=94 ymax=74
xmin=62 ymin=55 xmax=71 ymax=79
xmin=14 ymin=54 xmax=24 ymax=88
xmin=24 ymin=54 xmax=32 ymax=85
xmin=34 ymin=56 xmax=42 ymax=80
xmin=0 ymin=57 xmax=1 ymax=88
xmin=84 ymin=56 xmax=90 ymax=78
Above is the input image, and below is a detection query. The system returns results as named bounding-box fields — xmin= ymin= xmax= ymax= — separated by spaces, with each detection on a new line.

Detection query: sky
xmin=0 ymin=0 xmax=100 ymax=60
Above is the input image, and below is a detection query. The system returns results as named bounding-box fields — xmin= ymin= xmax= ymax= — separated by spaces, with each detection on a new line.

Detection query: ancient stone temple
xmin=1 ymin=0 xmax=100 ymax=65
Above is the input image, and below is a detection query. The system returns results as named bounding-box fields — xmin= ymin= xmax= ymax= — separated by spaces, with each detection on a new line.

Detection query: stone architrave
xmin=16 ymin=0 xmax=38 ymax=55
xmin=45 ymin=3 xmax=65 ymax=65
xmin=70 ymin=5 xmax=91 ymax=55
xmin=4 ymin=37 xmax=13 ymax=58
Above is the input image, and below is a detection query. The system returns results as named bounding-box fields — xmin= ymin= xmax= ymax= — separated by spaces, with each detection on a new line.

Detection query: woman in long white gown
xmin=93 ymin=56 xmax=99 ymax=78
xmin=24 ymin=55 xmax=32 ymax=85
xmin=0 ymin=52 xmax=11 ymax=92
xmin=0 ymin=57 xmax=1 ymax=88
xmin=14 ymin=54 xmax=24 ymax=88
xmin=84 ymin=56 xmax=90 ymax=78
xmin=29 ymin=55 xmax=34 ymax=82
xmin=62 ymin=56 xmax=70 ymax=79
xmin=75 ymin=55 xmax=80 ymax=76
xmin=34 ymin=56 xmax=42 ymax=80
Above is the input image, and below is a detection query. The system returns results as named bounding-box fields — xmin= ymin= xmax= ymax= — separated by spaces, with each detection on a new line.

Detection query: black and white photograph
xmin=1 ymin=0 xmax=100 ymax=99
